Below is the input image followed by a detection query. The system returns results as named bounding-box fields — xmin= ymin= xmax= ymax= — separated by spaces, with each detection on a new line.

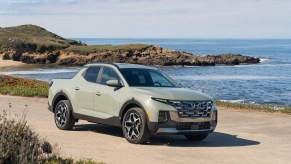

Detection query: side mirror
xmin=177 ymin=83 xmax=184 ymax=88
xmin=106 ymin=80 xmax=123 ymax=87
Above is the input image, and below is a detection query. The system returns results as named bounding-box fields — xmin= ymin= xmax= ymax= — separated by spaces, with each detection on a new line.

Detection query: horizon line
xmin=70 ymin=37 xmax=291 ymax=40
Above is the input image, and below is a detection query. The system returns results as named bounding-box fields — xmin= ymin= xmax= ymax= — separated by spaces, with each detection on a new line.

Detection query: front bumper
xmin=148 ymin=110 xmax=217 ymax=135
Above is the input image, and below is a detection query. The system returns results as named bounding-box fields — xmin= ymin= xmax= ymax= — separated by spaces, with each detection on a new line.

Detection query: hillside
xmin=0 ymin=24 xmax=82 ymax=53
xmin=0 ymin=24 xmax=260 ymax=66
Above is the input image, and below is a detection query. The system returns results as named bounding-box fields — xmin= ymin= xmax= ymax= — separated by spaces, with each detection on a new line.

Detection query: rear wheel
xmin=54 ymin=100 xmax=75 ymax=130
xmin=184 ymin=134 xmax=209 ymax=141
xmin=122 ymin=107 xmax=151 ymax=144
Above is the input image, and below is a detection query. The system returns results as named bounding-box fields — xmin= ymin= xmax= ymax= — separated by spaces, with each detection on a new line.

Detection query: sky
xmin=0 ymin=0 xmax=290 ymax=38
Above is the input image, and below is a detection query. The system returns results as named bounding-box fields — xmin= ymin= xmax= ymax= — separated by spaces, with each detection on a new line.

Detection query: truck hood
xmin=132 ymin=87 xmax=212 ymax=101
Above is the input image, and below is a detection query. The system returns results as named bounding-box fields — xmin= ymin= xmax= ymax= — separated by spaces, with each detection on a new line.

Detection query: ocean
xmin=3 ymin=39 xmax=291 ymax=106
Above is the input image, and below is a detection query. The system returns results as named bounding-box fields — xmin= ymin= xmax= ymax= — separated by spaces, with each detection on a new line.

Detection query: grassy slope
xmin=64 ymin=44 xmax=150 ymax=54
xmin=0 ymin=75 xmax=290 ymax=114
xmin=0 ymin=24 xmax=80 ymax=52
xmin=0 ymin=24 xmax=149 ymax=54
xmin=0 ymin=75 xmax=48 ymax=97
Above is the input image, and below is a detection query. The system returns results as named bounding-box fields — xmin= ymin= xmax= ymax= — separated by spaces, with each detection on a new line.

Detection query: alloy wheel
xmin=55 ymin=102 xmax=68 ymax=128
xmin=124 ymin=112 xmax=142 ymax=140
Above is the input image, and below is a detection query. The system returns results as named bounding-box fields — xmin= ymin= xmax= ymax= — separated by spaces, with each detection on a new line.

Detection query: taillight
xmin=48 ymin=81 xmax=54 ymax=88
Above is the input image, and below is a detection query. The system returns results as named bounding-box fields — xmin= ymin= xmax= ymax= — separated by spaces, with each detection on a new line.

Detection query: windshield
xmin=120 ymin=68 xmax=177 ymax=87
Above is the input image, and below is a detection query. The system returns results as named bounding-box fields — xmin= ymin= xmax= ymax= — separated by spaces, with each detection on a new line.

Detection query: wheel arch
xmin=119 ymin=99 xmax=147 ymax=122
xmin=52 ymin=91 xmax=70 ymax=112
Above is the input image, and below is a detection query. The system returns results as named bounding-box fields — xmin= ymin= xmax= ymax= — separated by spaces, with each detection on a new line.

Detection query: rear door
xmin=74 ymin=66 xmax=101 ymax=116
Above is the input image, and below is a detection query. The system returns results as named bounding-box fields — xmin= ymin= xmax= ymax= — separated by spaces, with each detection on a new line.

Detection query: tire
xmin=54 ymin=100 xmax=75 ymax=130
xmin=184 ymin=134 xmax=209 ymax=141
xmin=122 ymin=107 xmax=151 ymax=144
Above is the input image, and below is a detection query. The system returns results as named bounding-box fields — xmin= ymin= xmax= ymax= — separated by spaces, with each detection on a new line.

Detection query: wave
xmin=171 ymin=75 xmax=291 ymax=81
xmin=219 ymin=99 xmax=256 ymax=104
xmin=235 ymin=63 xmax=291 ymax=67
xmin=1 ymin=69 xmax=79 ymax=75
xmin=259 ymin=57 xmax=271 ymax=63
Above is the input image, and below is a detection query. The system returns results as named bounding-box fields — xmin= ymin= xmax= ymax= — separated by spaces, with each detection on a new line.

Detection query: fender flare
xmin=119 ymin=98 xmax=145 ymax=121
xmin=51 ymin=91 xmax=70 ymax=112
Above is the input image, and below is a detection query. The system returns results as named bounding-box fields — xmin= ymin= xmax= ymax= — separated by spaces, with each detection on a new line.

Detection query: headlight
xmin=152 ymin=97 xmax=214 ymax=110
xmin=151 ymin=97 xmax=183 ymax=109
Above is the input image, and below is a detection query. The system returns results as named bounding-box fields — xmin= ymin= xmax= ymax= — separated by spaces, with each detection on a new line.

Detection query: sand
xmin=0 ymin=59 xmax=25 ymax=71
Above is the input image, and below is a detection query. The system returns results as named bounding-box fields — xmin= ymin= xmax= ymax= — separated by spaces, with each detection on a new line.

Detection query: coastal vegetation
xmin=0 ymin=24 xmax=260 ymax=66
xmin=0 ymin=24 xmax=81 ymax=53
xmin=0 ymin=75 xmax=48 ymax=97
xmin=217 ymin=101 xmax=291 ymax=115
xmin=65 ymin=44 xmax=151 ymax=54
xmin=0 ymin=111 xmax=102 ymax=163
xmin=0 ymin=75 xmax=290 ymax=115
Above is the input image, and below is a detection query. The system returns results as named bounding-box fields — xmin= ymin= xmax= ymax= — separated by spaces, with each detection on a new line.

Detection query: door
xmin=94 ymin=66 xmax=123 ymax=118
xmin=74 ymin=66 xmax=101 ymax=116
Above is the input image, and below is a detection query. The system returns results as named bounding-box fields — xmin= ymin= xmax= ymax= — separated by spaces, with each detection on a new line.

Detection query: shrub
xmin=0 ymin=111 xmax=50 ymax=163
xmin=0 ymin=111 xmax=101 ymax=164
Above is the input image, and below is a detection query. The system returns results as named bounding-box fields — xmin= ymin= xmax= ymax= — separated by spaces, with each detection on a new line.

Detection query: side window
xmin=100 ymin=67 xmax=120 ymax=85
xmin=84 ymin=66 xmax=100 ymax=83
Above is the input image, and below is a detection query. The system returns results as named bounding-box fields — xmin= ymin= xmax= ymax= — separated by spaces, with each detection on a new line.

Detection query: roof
xmin=85 ymin=63 xmax=157 ymax=69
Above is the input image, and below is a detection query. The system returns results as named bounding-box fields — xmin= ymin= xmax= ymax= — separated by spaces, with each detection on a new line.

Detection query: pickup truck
xmin=48 ymin=63 xmax=217 ymax=144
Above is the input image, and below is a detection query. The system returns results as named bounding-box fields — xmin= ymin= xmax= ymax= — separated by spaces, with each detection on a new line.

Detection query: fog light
xmin=158 ymin=111 xmax=169 ymax=122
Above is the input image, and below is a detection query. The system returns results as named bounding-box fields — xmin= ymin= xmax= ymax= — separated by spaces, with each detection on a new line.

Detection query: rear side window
xmin=84 ymin=66 xmax=100 ymax=83
xmin=100 ymin=67 xmax=120 ymax=85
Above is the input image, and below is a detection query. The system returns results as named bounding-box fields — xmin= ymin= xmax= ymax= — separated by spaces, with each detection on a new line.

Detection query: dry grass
xmin=0 ymin=75 xmax=48 ymax=97
xmin=0 ymin=24 xmax=81 ymax=53
xmin=217 ymin=100 xmax=291 ymax=115
xmin=65 ymin=44 xmax=150 ymax=55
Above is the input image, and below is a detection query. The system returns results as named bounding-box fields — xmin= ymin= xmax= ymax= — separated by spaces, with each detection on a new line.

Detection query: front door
xmin=94 ymin=66 xmax=123 ymax=118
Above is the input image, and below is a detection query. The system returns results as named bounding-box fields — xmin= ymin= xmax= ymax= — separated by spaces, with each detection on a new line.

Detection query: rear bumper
xmin=148 ymin=111 xmax=217 ymax=135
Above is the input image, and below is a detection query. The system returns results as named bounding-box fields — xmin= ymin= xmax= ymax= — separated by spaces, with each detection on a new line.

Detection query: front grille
xmin=176 ymin=101 xmax=212 ymax=118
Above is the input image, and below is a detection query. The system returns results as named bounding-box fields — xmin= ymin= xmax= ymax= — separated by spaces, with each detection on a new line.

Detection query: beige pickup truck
xmin=48 ymin=63 xmax=217 ymax=144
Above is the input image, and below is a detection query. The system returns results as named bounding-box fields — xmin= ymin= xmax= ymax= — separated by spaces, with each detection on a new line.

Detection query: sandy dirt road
xmin=1 ymin=95 xmax=290 ymax=164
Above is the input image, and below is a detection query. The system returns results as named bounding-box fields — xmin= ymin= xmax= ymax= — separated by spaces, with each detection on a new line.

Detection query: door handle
xmin=75 ymin=87 xmax=80 ymax=91
xmin=96 ymin=92 xmax=102 ymax=96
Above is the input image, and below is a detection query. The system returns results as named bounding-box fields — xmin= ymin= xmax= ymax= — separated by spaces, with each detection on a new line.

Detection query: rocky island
xmin=0 ymin=25 xmax=260 ymax=66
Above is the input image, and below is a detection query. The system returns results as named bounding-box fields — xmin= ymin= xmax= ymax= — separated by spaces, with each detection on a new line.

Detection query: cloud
xmin=0 ymin=0 xmax=290 ymax=38
xmin=6 ymin=0 xmax=79 ymax=5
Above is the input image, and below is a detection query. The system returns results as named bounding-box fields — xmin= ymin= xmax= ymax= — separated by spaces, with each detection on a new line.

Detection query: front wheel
xmin=54 ymin=100 xmax=75 ymax=130
xmin=184 ymin=134 xmax=209 ymax=141
xmin=122 ymin=107 xmax=151 ymax=144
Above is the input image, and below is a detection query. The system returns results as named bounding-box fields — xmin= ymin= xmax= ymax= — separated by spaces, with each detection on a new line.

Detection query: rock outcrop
xmin=0 ymin=25 xmax=260 ymax=66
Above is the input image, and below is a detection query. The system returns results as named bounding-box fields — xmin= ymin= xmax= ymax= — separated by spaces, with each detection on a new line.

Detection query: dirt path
xmin=1 ymin=95 xmax=290 ymax=164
